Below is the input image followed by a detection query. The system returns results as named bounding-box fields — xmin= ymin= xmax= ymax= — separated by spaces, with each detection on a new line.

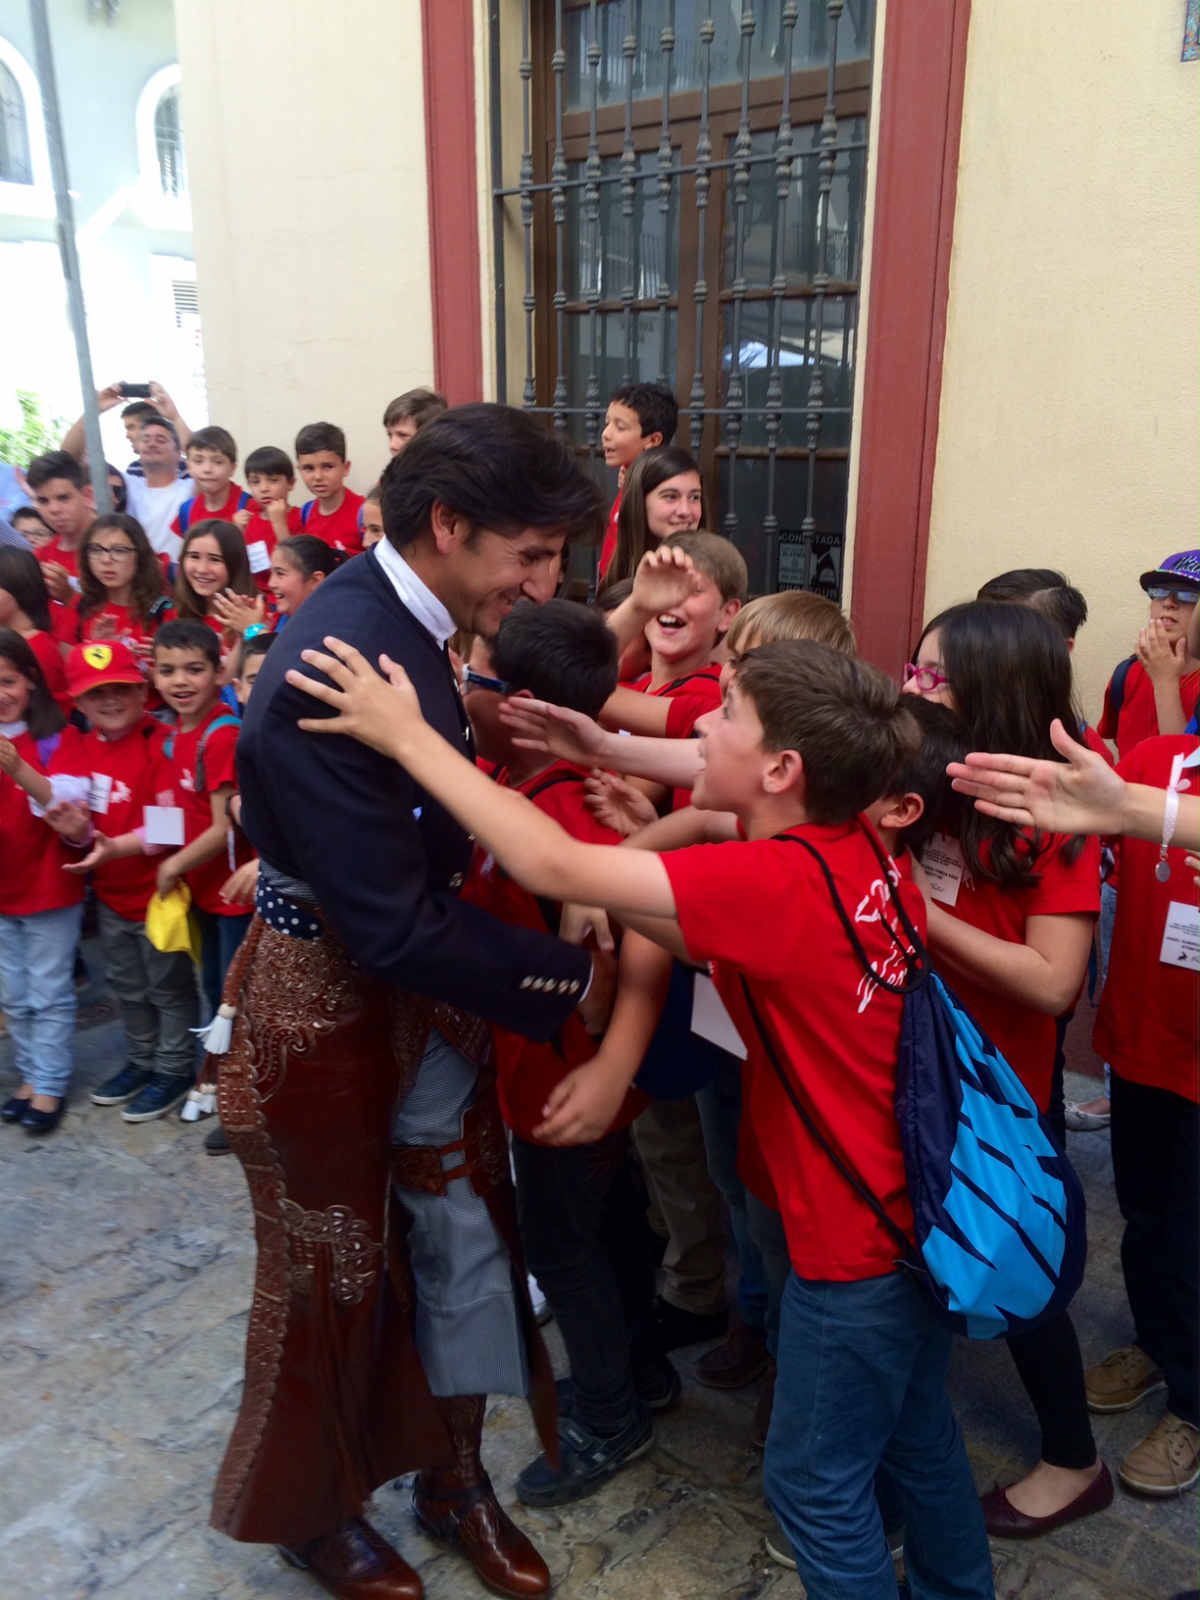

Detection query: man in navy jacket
xmin=212 ymin=406 xmax=607 ymax=1600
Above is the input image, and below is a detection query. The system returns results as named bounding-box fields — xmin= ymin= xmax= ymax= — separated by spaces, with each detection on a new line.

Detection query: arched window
xmin=0 ymin=59 xmax=31 ymax=185
xmin=154 ymin=83 xmax=186 ymax=197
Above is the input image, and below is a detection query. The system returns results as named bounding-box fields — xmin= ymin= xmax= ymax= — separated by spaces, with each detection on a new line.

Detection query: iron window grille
xmin=0 ymin=59 xmax=32 ymax=185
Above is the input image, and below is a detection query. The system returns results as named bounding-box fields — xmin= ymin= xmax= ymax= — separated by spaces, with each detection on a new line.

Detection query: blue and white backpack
xmin=738 ymin=820 xmax=1086 ymax=1341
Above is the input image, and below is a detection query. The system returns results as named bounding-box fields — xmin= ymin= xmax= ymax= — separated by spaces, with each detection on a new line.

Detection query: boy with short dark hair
xmin=10 ymin=505 xmax=51 ymax=550
xmin=26 ymin=450 xmax=93 ymax=603
xmin=238 ymin=446 xmax=303 ymax=594
xmin=1099 ymin=550 xmax=1200 ymax=759
xmin=598 ymin=382 xmax=679 ymax=574
xmin=289 ymin=634 xmax=994 ymax=1598
xmin=294 ymin=421 xmax=363 ymax=555
xmin=459 ymin=598 xmax=672 ymax=1507
xmin=383 ymin=387 xmax=448 ymax=454
xmin=172 ymin=426 xmax=256 ymax=540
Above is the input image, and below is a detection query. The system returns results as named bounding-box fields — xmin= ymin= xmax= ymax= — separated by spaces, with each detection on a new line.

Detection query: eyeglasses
xmin=1145 ymin=586 xmax=1200 ymax=605
xmin=903 ymin=662 xmax=950 ymax=693
xmin=89 ymin=544 xmax=137 ymax=560
xmin=462 ymin=667 xmax=511 ymax=695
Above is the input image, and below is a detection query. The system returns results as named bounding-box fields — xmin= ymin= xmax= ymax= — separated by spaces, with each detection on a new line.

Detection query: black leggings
xmin=1005 ymin=1310 xmax=1096 ymax=1469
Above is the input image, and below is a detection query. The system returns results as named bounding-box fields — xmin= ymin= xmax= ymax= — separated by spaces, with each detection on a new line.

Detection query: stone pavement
xmin=1 ymin=948 xmax=1196 ymax=1600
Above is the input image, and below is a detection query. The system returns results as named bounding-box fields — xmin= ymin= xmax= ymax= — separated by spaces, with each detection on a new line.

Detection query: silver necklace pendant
xmin=1155 ymin=859 xmax=1172 ymax=883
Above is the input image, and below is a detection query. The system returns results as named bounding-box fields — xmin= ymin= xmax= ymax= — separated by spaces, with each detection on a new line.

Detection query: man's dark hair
xmin=734 ymin=640 xmax=920 ymax=824
xmin=26 ymin=450 xmax=87 ymax=492
xmin=139 ymin=413 xmax=180 ymax=448
xmin=121 ymin=400 xmax=157 ymax=422
xmin=244 ymin=445 xmax=294 ymax=480
xmin=609 ymin=382 xmax=678 ymax=444
xmin=236 ymin=630 xmax=276 ymax=675
xmin=383 ymin=387 xmax=448 ymax=429
xmin=492 ymin=598 xmax=618 ymax=721
xmin=892 ymin=697 xmax=969 ymax=857
xmin=154 ymin=617 xmax=221 ymax=669
xmin=187 ymin=424 xmax=238 ymax=465
xmin=295 ymin=421 xmax=347 ymax=460
xmin=976 ymin=568 xmax=1088 ymax=642
xmin=379 ymin=403 xmax=603 ymax=552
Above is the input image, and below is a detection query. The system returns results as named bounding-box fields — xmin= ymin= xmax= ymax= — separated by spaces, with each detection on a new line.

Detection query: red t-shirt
xmin=465 ymin=761 xmax=648 ymax=1140
xmin=77 ymin=598 xmax=174 ymax=649
xmin=1098 ymin=658 xmax=1200 ymax=761
xmin=300 ymin=489 xmax=364 ymax=555
xmin=929 ymin=831 xmax=1101 ymax=1111
xmin=242 ymin=506 xmax=303 ymax=593
xmin=1094 ymin=737 xmax=1198 ymax=1102
xmin=0 ymin=728 xmax=84 ymax=916
xmin=158 ymin=702 xmax=253 ymax=916
xmin=597 ymin=491 xmax=622 ymax=582
xmin=48 ymin=718 xmax=170 ymax=921
xmin=35 ymin=536 xmax=81 ymax=582
xmin=664 ymin=820 xmax=922 ymax=1282
xmin=50 ymin=599 xmax=79 ymax=648
xmin=1081 ymin=724 xmax=1116 ymax=767
xmin=170 ymin=482 xmax=257 ymax=539
xmin=629 ymin=663 xmax=723 ymax=809
xmin=27 ymin=628 xmax=70 ymax=714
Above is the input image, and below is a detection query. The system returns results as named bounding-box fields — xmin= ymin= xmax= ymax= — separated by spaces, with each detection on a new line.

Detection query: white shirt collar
xmin=0 ymin=720 xmax=27 ymax=738
xmin=373 ymin=539 xmax=456 ymax=648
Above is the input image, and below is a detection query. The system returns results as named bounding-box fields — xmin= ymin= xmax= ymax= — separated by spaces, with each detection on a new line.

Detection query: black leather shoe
xmin=2 ymin=1094 xmax=31 ymax=1123
xmin=22 ymin=1102 xmax=64 ymax=1137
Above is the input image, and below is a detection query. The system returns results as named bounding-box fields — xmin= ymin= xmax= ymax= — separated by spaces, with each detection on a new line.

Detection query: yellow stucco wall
xmin=172 ymin=0 xmax=435 ymax=492
xmin=925 ymin=3 xmax=1199 ymax=723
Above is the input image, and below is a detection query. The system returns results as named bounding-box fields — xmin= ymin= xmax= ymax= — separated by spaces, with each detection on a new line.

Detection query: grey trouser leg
xmin=391 ymin=1030 xmax=528 ymax=1399
xmin=633 ymin=1094 xmax=728 ymax=1317
xmin=98 ymin=901 xmax=200 ymax=1079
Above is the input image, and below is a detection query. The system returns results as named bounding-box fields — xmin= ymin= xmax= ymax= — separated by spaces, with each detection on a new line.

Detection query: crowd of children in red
xmin=0 ymin=381 xmax=1196 ymax=1600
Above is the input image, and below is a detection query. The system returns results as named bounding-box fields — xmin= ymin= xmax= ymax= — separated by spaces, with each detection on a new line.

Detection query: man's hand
xmin=630 ymin=545 xmax=704 ymax=618
xmin=148 ymin=381 xmax=180 ymax=421
xmin=45 ymin=799 xmax=92 ymax=844
xmin=575 ymin=948 xmax=617 ymax=1036
xmin=559 ymin=901 xmax=615 ymax=953
xmin=949 ymin=717 xmax=1127 ymax=836
xmin=532 ymin=1056 xmax=630 ymax=1145
xmin=585 ymin=770 xmax=658 ymax=836
xmin=212 ymin=588 xmax=265 ymax=637
xmin=288 ymin=636 xmax=426 ymax=756
xmin=220 ymin=859 xmax=259 ymax=905
xmin=498 ymin=697 xmax=609 ymax=765
xmin=1137 ymin=619 xmax=1189 ymax=683
xmin=97 ymin=382 xmax=125 ymax=413
xmin=42 ymin=562 xmax=73 ymax=604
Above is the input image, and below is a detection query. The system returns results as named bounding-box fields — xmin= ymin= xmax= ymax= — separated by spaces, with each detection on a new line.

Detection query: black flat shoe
xmin=2 ymin=1094 xmax=31 ymax=1123
xmin=22 ymin=1102 xmax=64 ymax=1137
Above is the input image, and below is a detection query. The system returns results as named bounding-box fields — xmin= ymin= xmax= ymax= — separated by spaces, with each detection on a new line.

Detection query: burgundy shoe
xmin=981 ymin=1462 xmax=1114 ymax=1539
xmin=413 ymin=1473 xmax=550 ymax=1598
xmin=695 ymin=1320 xmax=769 ymax=1391
xmin=278 ymin=1515 xmax=423 ymax=1598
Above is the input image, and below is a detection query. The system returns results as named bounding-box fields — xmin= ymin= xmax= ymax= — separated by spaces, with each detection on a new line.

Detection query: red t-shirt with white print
xmin=158 ymin=702 xmax=254 ymax=916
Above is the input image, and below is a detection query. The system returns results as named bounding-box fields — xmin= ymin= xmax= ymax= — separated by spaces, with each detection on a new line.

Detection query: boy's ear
xmin=877 ymin=791 xmax=925 ymax=832
xmin=642 ymin=431 xmax=663 ymax=451
xmin=717 ymin=596 xmax=742 ymax=636
xmin=762 ymin=746 xmax=804 ymax=797
xmin=342 ymin=460 xmax=352 ymax=476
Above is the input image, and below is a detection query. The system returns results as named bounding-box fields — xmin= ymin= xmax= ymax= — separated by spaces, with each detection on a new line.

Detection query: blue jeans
xmin=695 ymin=1055 xmax=770 ymax=1331
xmin=765 ymin=1270 xmax=993 ymax=1600
xmin=195 ymin=910 xmax=253 ymax=1018
xmin=0 ymin=902 xmax=85 ymax=1098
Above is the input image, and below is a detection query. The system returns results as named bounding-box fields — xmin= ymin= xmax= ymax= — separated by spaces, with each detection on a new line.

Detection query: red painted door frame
xmin=421 ymin=0 xmax=485 ymax=403
xmin=850 ymin=0 xmax=972 ymax=675
xmin=421 ymin=1 xmax=971 ymax=661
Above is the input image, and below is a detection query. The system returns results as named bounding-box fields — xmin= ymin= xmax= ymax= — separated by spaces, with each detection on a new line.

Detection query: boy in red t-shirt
xmin=1085 ymin=734 xmax=1199 ymax=1497
xmin=6 ymin=641 xmax=201 ymax=1123
xmin=291 ymin=634 xmax=994 ymax=1597
xmin=26 ymin=450 xmax=93 ymax=624
xmin=458 ymin=603 xmax=671 ymax=1509
xmin=1098 ymin=550 xmax=1199 ymax=760
xmin=170 ymin=426 xmax=258 ymax=544
xmin=294 ymin=420 xmax=364 ymax=555
xmin=237 ymin=445 xmax=304 ymax=595
xmin=597 ymin=383 xmax=678 ymax=579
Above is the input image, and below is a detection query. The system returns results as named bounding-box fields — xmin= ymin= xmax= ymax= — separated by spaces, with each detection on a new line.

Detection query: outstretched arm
xmin=288 ymin=637 xmax=679 ymax=921
xmin=500 ymin=697 xmax=703 ymax=789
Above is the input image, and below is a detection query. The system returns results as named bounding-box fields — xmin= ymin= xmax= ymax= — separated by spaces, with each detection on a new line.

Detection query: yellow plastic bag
xmin=145 ymin=882 xmax=202 ymax=966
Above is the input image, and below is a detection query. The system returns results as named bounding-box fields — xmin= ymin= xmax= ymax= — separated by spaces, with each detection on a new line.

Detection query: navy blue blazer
xmin=237 ymin=548 xmax=590 ymax=1040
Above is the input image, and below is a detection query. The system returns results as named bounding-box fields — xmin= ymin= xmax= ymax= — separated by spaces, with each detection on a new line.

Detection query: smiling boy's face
xmin=644 ymin=572 xmax=739 ymax=668
xmin=153 ymin=646 xmax=218 ymax=717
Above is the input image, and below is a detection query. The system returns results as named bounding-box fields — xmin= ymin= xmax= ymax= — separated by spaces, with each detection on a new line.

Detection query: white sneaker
xmin=1065 ymin=1100 xmax=1110 ymax=1131
xmin=527 ymin=1273 xmax=552 ymax=1326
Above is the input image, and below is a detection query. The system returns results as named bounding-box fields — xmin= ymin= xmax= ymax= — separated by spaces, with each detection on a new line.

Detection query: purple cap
xmin=1139 ymin=550 xmax=1200 ymax=593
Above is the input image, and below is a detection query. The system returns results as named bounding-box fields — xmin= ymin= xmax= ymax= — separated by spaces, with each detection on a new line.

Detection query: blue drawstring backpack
xmin=738 ymin=821 xmax=1086 ymax=1341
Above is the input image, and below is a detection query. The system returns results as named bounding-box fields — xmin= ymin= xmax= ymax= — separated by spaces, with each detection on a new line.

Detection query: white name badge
xmin=691 ymin=972 xmax=747 ymax=1060
xmin=143 ymin=804 xmax=186 ymax=847
xmin=246 ymin=539 xmax=271 ymax=574
xmin=923 ymin=832 xmax=966 ymax=907
xmin=88 ymin=772 xmax=113 ymax=814
xmin=1159 ymin=901 xmax=1200 ymax=973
